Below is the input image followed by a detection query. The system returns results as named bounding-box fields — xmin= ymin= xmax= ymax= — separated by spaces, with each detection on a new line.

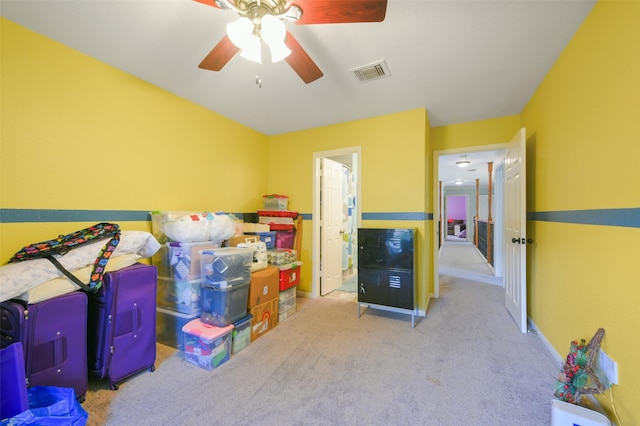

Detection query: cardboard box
xmin=242 ymin=223 xmax=271 ymax=233
xmin=225 ymin=234 xmax=251 ymax=247
xmin=249 ymin=298 xmax=278 ymax=342
xmin=248 ymin=265 xmax=280 ymax=308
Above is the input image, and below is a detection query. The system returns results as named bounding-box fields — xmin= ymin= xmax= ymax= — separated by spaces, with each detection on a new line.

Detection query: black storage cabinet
xmin=357 ymin=228 xmax=417 ymax=328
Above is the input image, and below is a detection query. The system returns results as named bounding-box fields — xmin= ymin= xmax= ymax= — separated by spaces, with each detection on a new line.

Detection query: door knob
xmin=512 ymin=237 xmax=533 ymax=244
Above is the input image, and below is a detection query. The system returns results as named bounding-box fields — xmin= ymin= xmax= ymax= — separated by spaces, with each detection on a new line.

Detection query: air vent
xmin=349 ymin=60 xmax=390 ymax=83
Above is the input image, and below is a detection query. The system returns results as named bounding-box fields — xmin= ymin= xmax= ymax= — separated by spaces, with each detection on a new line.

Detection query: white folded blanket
xmin=0 ymin=230 xmax=161 ymax=303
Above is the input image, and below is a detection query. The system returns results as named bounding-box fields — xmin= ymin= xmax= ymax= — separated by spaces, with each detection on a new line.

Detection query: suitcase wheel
xmin=150 ymin=364 xmax=156 ymax=372
xmin=111 ymin=383 xmax=119 ymax=391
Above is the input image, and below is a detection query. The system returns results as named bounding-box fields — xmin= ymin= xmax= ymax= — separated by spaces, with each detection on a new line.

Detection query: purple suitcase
xmin=0 ymin=342 xmax=29 ymax=419
xmin=0 ymin=291 xmax=88 ymax=402
xmin=87 ymin=263 xmax=157 ymax=390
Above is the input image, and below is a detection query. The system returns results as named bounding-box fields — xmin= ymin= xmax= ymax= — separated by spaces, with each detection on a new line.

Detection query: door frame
xmin=432 ymin=143 xmax=505 ymax=298
xmin=311 ymin=146 xmax=362 ymax=298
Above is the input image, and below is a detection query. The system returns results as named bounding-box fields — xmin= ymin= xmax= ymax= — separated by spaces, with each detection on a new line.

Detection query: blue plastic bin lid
xmin=232 ymin=313 xmax=253 ymax=327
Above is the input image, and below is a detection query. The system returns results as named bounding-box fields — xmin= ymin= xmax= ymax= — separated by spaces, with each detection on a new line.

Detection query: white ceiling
xmin=2 ymin=0 xmax=596 ymax=138
xmin=438 ymin=149 xmax=504 ymax=189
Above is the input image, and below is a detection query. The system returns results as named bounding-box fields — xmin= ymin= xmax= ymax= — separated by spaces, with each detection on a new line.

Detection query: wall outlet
xmin=598 ymin=349 xmax=618 ymax=385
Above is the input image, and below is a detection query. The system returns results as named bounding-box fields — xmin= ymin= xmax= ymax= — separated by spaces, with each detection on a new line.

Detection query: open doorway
xmin=445 ymin=195 xmax=469 ymax=242
xmin=433 ymin=145 xmax=505 ymax=298
xmin=311 ymin=147 xmax=361 ymax=299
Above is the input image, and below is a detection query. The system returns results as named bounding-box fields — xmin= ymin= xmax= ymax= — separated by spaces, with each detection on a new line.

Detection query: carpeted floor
xmin=438 ymin=241 xmax=503 ymax=286
xmin=81 ymin=254 xmax=560 ymax=425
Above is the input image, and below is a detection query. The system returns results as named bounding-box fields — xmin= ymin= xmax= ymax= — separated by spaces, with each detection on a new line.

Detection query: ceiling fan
xmin=194 ymin=0 xmax=388 ymax=84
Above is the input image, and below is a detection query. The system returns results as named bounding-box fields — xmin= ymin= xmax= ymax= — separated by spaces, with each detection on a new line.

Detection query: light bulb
xmin=227 ymin=17 xmax=254 ymax=49
xmin=240 ymin=35 xmax=262 ymax=63
xmin=260 ymin=14 xmax=286 ymax=44
xmin=267 ymin=40 xmax=291 ymax=62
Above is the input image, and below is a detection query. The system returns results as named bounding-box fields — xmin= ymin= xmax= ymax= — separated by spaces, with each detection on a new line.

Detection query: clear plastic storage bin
xmin=200 ymin=247 xmax=253 ymax=287
xmin=200 ymin=280 xmax=250 ymax=327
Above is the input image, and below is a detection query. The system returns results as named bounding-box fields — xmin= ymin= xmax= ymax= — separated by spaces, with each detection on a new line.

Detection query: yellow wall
xmin=3 ymin=2 xmax=639 ymax=421
xmin=0 ymin=18 xmax=268 ymax=261
xmin=520 ymin=1 xmax=639 ymax=423
xmin=431 ymin=115 xmax=520 ymax=151
xmin=268 ymin=110 xmax=431 ymax=309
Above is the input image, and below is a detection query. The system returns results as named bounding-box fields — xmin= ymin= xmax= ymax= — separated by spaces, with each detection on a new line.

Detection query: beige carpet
xmin=438 ymin=241 xmax=503 ymax=286
xmin=81 ymin=269 xmax=559 ymax=425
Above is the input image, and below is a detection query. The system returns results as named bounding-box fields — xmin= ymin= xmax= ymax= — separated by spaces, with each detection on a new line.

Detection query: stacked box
xmin=267 ymin=249 xmax=297 ymax=266
xmin=262 ymin=194 xmax=289 ymax=210
xmin=156 ymin=276 xmax=201 ymax=315
xmin=275 ymin=229 xmax=296 ymax=249
xmin=249 ymin=298 xmax=279 ymax=342
xmin=200 ymin=281 xmax=250 ymax=327
xmin=199 ymin=247 xmax=253 ymax=327
xmin=242 ymin=223 xmax=270 ymax=233
xmin=244 ymin=231 xmax=277 ymax=249
xmin=248 ymin=266 xmax=280 ymax=308
xmin=279 ymin=262 xmax=302 ymax=291
xmin=167 ymin=241 xmax=220 ymax=281
xmin=156 ymin=307 xmax=198 ymax=350
xmin=231 ymin=314 xmax=253 ymax=354
xmin=278 ymin=286 xmax=296 ymax=322
xmin=182 ymin=319 xmax=233 ymax=371
xmin=200 ymin=247 xmax=253 ymax=287
xmin=257 ymin=210 xmax=297 ymax=231
xmin=154 ymin=240 xmax=219 ymax=349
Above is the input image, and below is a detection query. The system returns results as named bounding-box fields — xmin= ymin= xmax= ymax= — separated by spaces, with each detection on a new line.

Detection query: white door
xmin=504 ymin=128 xmax=527 ymax=333
xmin=320 ymin=158 xmax=343 ymax=295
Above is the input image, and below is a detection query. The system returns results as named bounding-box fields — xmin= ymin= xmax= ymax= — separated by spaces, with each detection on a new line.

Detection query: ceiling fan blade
xmin=284 ymin=31 xmax=323 ymax=84
xmin=286 ymin=0 xmax=387 ymax=25
xmin=198 ymin=35 xmax=240 ymax=71
xmin=193 ymin=0 xmax=223 ymax=9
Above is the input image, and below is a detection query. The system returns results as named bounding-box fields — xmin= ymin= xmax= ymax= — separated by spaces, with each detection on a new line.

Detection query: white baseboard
xmin=528 ymin=317 xmax=563 ymax=364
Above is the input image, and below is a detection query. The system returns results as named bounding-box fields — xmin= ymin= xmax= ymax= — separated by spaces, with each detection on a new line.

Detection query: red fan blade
xmin=193 ymin=0 xmax=223 ymax=9
xmin=198 ymin=35 xmax=240 ymax=71
xmin=286 ymin=0 xmax=387 ymax=25
xmin=284 ymin=31 xmax=323 ymax=84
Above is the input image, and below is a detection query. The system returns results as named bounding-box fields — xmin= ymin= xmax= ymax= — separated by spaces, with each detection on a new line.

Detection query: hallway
xmin=439 ymin=240 xmax=503 ymax=286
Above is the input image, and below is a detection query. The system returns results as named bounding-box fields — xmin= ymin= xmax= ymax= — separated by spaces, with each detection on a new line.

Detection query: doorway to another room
xmin=433 ymin=146 xmax=506 ymax=299
xmin=311 ymin=147 xmax=361 ymax=300
xmin=445 ymin=195 xmax=469 ymax=242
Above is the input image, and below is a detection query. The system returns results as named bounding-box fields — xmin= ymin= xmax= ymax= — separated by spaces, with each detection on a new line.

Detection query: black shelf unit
xmin=357 ymin=228 xmax=417 ymax=328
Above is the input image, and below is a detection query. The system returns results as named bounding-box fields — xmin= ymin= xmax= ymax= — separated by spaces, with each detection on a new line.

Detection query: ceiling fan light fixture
xmin=267 ymin=39 xmax=291 ymax=62
xmin=260 ymin=14 xmax=290 ymax=62
xmin=227 ymin=17 xmax=254 ymax=49
xmin=260 ymin=14 xmax=286 ymax=43
xmin=240 ymin=35 xmax=262 ymax=63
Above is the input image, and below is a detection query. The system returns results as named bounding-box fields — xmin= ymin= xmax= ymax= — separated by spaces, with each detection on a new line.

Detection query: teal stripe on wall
xmin=528 ymin=208 xmax=640 ymax=228
xmin=363 ymin=212 xmax=431 ymax=221
xmin=0 ymin=209 xmax=150 ymax=223
xmin=3 ymin=209 xmax=637 ymax=227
